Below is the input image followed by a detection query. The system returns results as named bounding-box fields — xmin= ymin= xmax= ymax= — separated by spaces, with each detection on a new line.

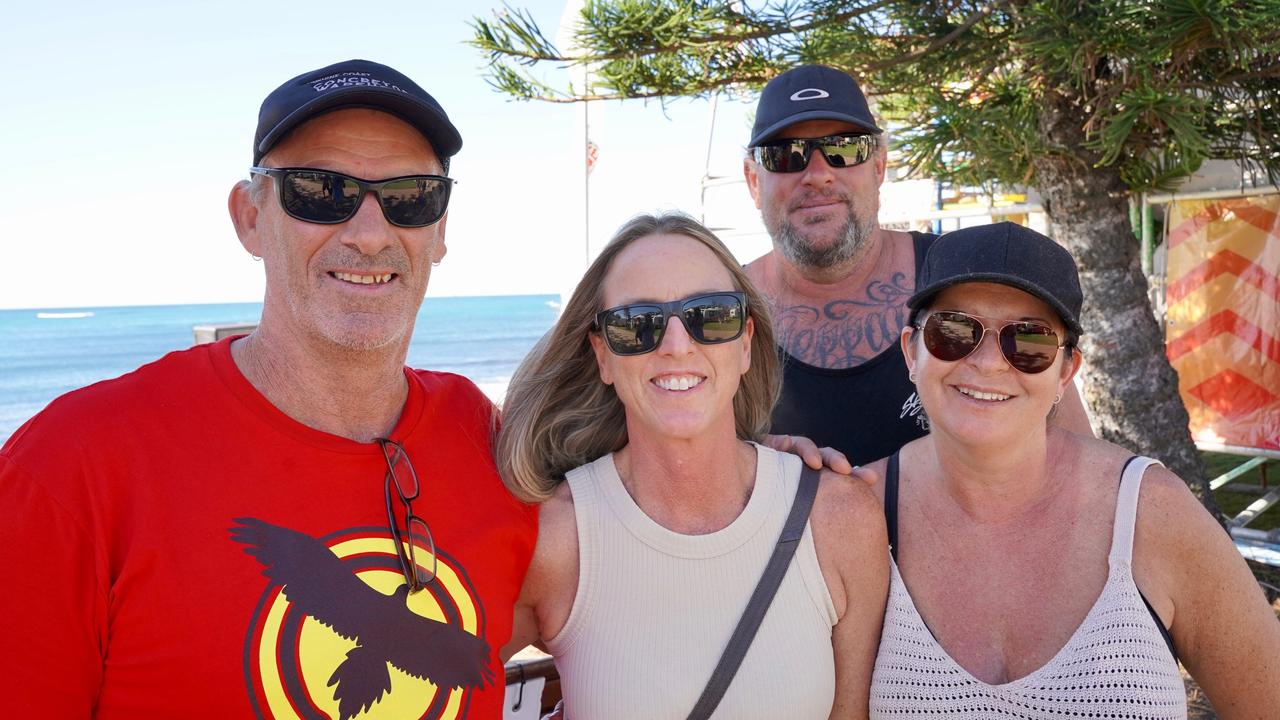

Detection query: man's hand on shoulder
xmin=763 ymin=433 xmax=877 ymax=486
xmin=765 ymin=432 xmax=850 ymax=473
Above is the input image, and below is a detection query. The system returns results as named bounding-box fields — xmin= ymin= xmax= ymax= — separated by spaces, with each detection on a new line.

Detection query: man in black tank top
xmin=766 ymin=233 xmax=939 ymax=465
xmin=741 ymin=66 xmax=1090 ymax=465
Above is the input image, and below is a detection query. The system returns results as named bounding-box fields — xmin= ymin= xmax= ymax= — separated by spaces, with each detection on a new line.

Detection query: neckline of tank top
xmin=885 ymin=556 xmax=1140 ymax=690
xmin=590 ymin=443 xmax=791 ymax=559
xmin=883 ymin=457 xmax=1165 ymax=688
xmin=777 ymin=339 xmax=906 ymax=376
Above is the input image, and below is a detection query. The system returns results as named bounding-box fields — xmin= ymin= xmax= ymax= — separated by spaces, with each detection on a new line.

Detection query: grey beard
xmin=773 ymin=212 xmax=876 ymax=270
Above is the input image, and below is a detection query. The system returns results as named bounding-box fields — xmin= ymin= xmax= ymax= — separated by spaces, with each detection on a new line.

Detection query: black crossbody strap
xmin=686 ymin=465 xmax=821 ymax=720
xmin=885 ymin=451 xmax=900 ymax=562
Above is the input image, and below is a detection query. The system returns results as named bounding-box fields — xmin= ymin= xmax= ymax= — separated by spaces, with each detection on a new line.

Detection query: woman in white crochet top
xmin=499 ymin=213 xmax=890 ymax=719
xmin=866 ymin=222 xmax=1279 ymax=718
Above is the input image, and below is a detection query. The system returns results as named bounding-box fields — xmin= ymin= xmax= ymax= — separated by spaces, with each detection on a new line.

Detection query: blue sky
xmin=0 ymin=0 xmax=763 ymax=309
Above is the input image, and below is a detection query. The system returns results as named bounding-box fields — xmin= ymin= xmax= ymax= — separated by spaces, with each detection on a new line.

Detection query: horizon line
xmin=0 ymin=290 xmax=563 ymax=313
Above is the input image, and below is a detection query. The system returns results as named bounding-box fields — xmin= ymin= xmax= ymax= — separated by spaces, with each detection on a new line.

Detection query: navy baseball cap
xmin=907 ymin=222 xmax=1084 ymax=336
xmin=749 ymin=65 xmax=881 ymax=147
xmin=253 ymin=59 xmax=462 ymax=166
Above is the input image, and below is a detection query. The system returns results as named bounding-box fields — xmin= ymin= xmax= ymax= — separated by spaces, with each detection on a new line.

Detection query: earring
xmin=250 ymin=254 xmax=262 ymax=262
xmin=909 ymin=372 xmax=917 ymax=383
xmin=1053 ymin=394 xmax=1062 ymax=405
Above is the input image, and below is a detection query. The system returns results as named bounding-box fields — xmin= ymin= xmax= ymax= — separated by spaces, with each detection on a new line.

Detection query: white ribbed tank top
xmin=545 ymin=445 xmax=838 ymax=720
xmin=870 ymin=456 xmax=1188 ymax=718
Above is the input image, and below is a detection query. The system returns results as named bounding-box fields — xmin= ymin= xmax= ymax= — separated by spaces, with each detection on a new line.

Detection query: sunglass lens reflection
xmin=925 ymin=313 xmax=982 ymax=361
xmin=684 ymin=296 xmax=745 ymax=342
xmin=757 ymin=135 xmax=874 ymax=173
xmin=603 ymin=306 xmax=664 ymax=355
xmin=823 ymin=139 xmax=872 ymax=168
xmin=380 ymin=178 xmax=445 ymax=227
xmin=1001 ymin=325 xmax=1059 ymax=373
xmin=923 ymin=312 xmax=1060 ymax=374
xmin=601 ymin=295 xmax=745 ymax=355
xmin=282 ymin=171 xmax=359 ymax=222
xmin=757 ymin=145 xmax=806 ymax=172
xmin=280 ymin=170 xmax=449 ymax=227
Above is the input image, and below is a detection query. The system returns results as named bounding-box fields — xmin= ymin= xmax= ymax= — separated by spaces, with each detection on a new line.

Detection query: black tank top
xmin=769 ymin=232 xmax=937 ymax=466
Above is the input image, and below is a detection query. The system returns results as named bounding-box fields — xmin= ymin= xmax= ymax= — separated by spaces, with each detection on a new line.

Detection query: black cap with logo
xmin=907 ymin=222 xmax=1084 ymax=336
xmin=749 ymin=65 xmax=881 ymax=147
xmin=253 ymin=59 xmax=461 ymax=166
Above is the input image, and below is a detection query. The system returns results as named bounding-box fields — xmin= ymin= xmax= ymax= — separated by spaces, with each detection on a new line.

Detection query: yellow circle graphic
xmin=243 ymin=526 xmax=487 ymax=720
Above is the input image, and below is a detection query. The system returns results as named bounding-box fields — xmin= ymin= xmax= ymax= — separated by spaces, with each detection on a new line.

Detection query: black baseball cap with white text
xmin=253 ymin=59 xmax=461 ymax=167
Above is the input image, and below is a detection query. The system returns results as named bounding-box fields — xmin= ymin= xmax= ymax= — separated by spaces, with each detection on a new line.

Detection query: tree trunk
xmin=1031 ymin=88 xmax=1220 ymax=516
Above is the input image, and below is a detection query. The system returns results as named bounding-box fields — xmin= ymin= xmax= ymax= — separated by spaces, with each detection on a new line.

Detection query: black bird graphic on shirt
xmin=231 ymin=517 xmax=494 ymax=720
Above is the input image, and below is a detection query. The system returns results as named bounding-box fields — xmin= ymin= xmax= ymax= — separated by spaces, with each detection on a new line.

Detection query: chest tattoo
xmin=776 ymin=272 xmax=913 ymax=369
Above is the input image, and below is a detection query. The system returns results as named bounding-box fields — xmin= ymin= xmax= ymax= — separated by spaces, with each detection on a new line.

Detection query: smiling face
xmin=744 ymin=119 xmax=886 ymax=270
xmin=902 ymin=282 xmax=1081 ymax=447
xmin=590 ymin=233 xmax=754 ymax=444
xmin=237 ymin=108 xmax=448 ymax=353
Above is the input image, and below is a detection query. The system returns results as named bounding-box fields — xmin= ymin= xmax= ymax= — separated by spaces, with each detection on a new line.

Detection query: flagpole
xmin=555 ymin=0 xmax=591 ymax=309
xmin=584 ymin=83 xmax=591 ymax=267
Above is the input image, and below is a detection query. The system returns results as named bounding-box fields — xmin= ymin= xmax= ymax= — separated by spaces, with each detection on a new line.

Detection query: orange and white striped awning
xmin=1165 ymin=195 xmax=1280 ymax=451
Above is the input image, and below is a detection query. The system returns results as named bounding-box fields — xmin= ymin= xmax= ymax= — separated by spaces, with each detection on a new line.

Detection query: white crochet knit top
xmin=870 ymin=456 xmax=1188 ymax=718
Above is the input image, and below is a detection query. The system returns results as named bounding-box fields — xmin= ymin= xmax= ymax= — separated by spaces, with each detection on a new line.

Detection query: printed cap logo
xmin=310 ymin=71 xmax=405 ymax=95
xmin=790 ymin=88 xmax=830 ymax=101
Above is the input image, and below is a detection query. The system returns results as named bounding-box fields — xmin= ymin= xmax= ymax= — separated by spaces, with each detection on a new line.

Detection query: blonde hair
xmin=497 ymin=212 xmax=780 ymax=503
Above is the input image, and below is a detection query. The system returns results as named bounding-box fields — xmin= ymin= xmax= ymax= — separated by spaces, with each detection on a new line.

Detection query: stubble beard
xmin=767 ymin=197 xmax=878 ymax=271
xmin=287 ymin=288 xmax=418 ymax=354
xmin=283 ymin=251 xmax=423 ymax=354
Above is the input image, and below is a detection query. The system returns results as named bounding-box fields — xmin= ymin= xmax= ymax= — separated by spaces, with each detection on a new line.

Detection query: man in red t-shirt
xmin=0 ymin=60 xmax=536 ymax=719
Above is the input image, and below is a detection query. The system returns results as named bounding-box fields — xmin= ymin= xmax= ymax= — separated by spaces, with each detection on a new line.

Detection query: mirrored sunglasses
xmin=594 ymin=292 xmax=748 ymax=356
xmin=918 ymin=310 xmax=1066 ymax=374
xmin=752 ymin=133 xmax=877 ymax=173
xmin=250 ymin=167 xmax=453 ymax=228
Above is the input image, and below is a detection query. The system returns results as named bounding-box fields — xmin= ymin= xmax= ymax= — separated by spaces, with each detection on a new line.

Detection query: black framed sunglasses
xmin=752 ymin=133 xmax=877 ymax=173
xmin=916 ymin=310 xmax=1067 ymax=374
xmin=250 ymin=166 xmax=453 ymax=228
xmin=593 ymin=292 xmax=749 ymax=356
xmin=377 ymin=438 xmax=437 ymax=593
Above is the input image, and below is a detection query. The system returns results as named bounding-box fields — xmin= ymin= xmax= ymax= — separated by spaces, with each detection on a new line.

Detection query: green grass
xmin=1199 ymin=454 xmax=1280 ymax=609
xmin=1204 ymin=452 xmax=1280 ymax=532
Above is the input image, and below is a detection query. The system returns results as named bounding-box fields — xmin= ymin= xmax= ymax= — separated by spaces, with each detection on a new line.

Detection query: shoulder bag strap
xmin=885 ymin=451 xmax=900 ymax=562
xmin=686 ymin=465 xmax=821 ymax=720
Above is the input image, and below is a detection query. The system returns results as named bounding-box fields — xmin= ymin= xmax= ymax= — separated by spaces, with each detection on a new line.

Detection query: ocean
xmin=0 ymin=295 xmax=560 ymax=444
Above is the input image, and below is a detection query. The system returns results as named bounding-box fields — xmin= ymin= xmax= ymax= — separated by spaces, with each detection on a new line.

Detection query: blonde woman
xmin=500 ymin=213 xmax=889 ymax=719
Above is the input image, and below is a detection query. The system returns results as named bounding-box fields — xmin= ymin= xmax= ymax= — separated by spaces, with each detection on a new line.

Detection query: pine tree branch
xmin=617 ymin=0 xmax=896 ymax=59
xmin=475 ymin=0 xmax=897 ymax=66
xmin=864 ymin=1 xmax=1006 ymax=73
xmin=485 ymin=73 xmax=773 ymax=103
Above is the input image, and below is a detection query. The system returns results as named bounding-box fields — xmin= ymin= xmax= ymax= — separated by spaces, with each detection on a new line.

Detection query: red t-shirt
xmin=0 ymin=337 xmax=537 ymax=719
